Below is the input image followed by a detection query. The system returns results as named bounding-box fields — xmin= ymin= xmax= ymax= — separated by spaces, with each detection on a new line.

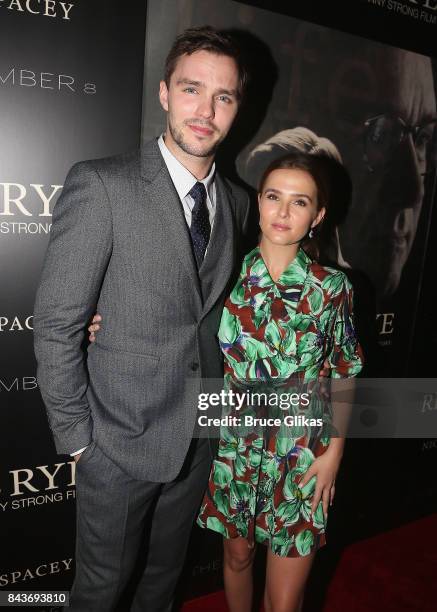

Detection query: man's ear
xmin=159 ymin=80 xmax=169 ymax=112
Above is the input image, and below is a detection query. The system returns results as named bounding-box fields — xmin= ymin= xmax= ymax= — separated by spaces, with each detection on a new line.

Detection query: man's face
xmin=159 ymin=50 xmax=240 ymax=160
xmin=333 ymin=49 xmax=436 ymax=297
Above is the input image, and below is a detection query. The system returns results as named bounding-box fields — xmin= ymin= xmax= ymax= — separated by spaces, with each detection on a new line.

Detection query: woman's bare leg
xmin=223 ymin=537 xmax=256 ymax=612
xmin=264 ymin=549 xmax=316 ymax=612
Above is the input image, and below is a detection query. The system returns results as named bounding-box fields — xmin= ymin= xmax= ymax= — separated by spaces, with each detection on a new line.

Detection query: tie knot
xmin=189 ymin=181 xmax=207 ymax=203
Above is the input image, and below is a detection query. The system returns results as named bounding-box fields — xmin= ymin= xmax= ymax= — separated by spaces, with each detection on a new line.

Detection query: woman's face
xmin=258 ymin=168 xmax=325 ymax=247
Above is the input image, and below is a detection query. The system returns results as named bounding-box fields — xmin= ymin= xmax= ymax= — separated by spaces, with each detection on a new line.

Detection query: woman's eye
xmin=266 ymin=193 xmax=279 ymax=201
xmin=294 ymin=199 xmax=306 ymax=207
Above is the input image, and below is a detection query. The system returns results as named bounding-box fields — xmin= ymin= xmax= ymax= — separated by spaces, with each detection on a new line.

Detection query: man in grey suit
xmin=34 ymin=26 xmax=250 ymax=611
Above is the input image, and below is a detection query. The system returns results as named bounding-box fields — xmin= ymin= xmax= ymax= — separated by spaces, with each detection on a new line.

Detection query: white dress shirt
xmin=157 ymin=134 xmax=217 ymax=229
xmin=71 ymin=136 xmax=217 ymax=458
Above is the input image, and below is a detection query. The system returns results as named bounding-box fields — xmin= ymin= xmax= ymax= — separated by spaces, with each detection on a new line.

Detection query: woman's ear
xmin=311 ymin=206 xmax=326 ymax=229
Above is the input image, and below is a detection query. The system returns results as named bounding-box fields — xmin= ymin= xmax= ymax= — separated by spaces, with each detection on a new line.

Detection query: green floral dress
xmin=197 ymin=246 xmax=364 ymax=557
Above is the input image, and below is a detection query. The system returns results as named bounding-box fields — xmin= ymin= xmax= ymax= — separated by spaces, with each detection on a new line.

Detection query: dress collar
xmin=245 ymin=246 xmax=312 ymax=293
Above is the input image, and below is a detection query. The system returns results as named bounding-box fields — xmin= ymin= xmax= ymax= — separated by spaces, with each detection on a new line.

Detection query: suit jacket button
xmin=190 ymin=362 xmax=199 ymax=371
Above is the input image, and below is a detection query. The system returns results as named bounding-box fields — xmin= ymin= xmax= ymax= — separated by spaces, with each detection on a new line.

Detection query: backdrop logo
xmin=0 ymin=0 xmax=74 ymax=20
xmin=0 ymin=376 xmax=38 ymax=392
xmin=376 ymin=312 xmax=394 ymax=346
xmin=0 ymin=461 xmax=76 ymax=513
xmin=0 ymin=182 xmax=61 ymax=235
xmin=0 ymin=67 xmax=97 ymax=95
xmin=422 ymin=439 xmax=437 ymax=451
xmin=0 ymin=559 xmax=73 ymax=586
xmin=0 ymin=316 xmax=33 ymax=332
xmin=366 ymin=0 xmax=437 ymax=23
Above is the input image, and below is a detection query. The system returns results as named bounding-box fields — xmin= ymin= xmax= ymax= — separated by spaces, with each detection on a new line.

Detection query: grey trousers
xmin=69 ymin=437 xmax=212 ymax=612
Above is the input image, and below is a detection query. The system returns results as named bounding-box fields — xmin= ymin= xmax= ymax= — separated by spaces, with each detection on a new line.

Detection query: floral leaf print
xmin=212 ymin=460 xmax=233 ymax=488
xmin=312 ymin=502 xmax=326 ymax=530
xmin=292 ymin=312 xmax=313 ymax=332
xmin=275 ymin=434 xmax=298 ymax=458
xmin=282 ymin=325 xmax=297 ymax=356
xmin=197 ymin=504 xmax=207 ymax=528
xmin=321 ymin=271 xmax=346 ymax=297
xmin=206 ymin=516 xmax=229 ymax=538
xmin=250 ymin=257 xmax=274 ymax=288
xmin=262 ymin=455 xmax=282 ymax=483
xmin=218 ymin=431 xmax=246 ymax=460
xmin=230 ymin=279 xmax=247 ymax=306
xmin=296 ymin=447 xmax=315 ymax=473
xmin=255 ymin=525 xmax=270 ymax=543
xmin=279 ymin=266 xmax=307 ymax=287
xmin=213 ymin=489 xmax=231 ymax=518
xmin=249 ymin=446 xmax=263 ymax=468
xmin=265 ymin=320 xmax=282 ymax=350
xmin=297 ymin=332 xmax=322 ymax=368
xmin=235 ymin=452 xmax=248 ymax=478
xmin=270 ymin=354 xmax=299 ymax=378
xmin=243 ymin=335 xmax=270 ymax=361
xmin=230 ymin=480 xmax=253 ymax=512
xmin=295 ymin=529 xmax=314 ymax=556
xmin=308 ymin=286 xmax=324 ymax=315
xmin=219 ymin=308 xmax=241 ymax=346
xmin=276 ymin=500 xmax=301 ymax=526
xmin=271 ymin=528 xmax=295 ymax=557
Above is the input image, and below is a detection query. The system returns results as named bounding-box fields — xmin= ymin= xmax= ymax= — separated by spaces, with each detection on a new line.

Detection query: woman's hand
xmin=298 ymin=446 xmax=343 ymax=518
xmin=88 ymin=314 xmax=102 ymax=342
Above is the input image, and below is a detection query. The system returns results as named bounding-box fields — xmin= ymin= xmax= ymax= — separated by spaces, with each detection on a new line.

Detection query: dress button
xmin=190 ymin=362 xmax=199 ymax=371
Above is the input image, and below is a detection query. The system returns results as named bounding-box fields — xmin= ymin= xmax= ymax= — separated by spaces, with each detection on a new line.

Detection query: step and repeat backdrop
xmin=1 ymin=0 xmax=436 ymax=603
xmin=0 ymin=0 xmax=146 ymax=597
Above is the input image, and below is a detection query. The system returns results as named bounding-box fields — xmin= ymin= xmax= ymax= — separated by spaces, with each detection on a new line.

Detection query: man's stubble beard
xmin=169 ymin=120 xmax=222 ymax=158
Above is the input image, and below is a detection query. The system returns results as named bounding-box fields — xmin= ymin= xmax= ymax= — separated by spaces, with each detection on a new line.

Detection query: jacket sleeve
xmin=33 ymin=161 xmax=113 ymax=454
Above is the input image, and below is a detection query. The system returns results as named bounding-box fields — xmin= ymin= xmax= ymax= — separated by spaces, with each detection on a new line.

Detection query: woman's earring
xmin=309 ymin=228 xmax=314 ymax=239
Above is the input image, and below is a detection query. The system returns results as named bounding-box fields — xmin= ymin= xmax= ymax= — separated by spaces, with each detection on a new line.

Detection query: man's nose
xmin=196 ymin=97 xmax=215 ymax=120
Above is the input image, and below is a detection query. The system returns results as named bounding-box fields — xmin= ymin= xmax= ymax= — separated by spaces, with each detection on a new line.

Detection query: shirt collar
xmin=158 ymin=134 xmax=215 ymax=201
xmin=246 ymin=246 xmax=312 ymax=292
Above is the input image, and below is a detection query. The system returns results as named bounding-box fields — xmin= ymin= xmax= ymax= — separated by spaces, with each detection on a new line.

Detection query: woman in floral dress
xmin=196 ymin=152 xmax=364 ymax=612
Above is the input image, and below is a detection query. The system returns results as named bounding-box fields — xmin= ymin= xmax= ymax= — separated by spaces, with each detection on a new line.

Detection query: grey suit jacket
xmin=33 ymin=138 xmax=250 ymax=482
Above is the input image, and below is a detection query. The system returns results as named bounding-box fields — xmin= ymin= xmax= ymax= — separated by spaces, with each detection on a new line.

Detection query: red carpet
xmin=182 ymin=514 xmax=437 ymax=611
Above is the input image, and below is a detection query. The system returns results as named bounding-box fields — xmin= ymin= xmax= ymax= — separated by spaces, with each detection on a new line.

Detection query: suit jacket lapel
xmin=140 ymin=140 xmax=202 ymax=305
xmin=200 ymin=172 xmax=236 ymax=318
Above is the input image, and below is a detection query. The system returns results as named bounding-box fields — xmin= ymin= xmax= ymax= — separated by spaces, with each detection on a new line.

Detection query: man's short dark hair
xmin=164 ymin=25 xmax=248 ymax=101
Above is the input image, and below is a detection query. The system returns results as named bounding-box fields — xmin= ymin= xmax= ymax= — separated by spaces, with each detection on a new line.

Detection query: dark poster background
xmin=0 ymin=0 xmax=146 ymax=595
xmin=142 ymin=0 xmax=437 ymax=600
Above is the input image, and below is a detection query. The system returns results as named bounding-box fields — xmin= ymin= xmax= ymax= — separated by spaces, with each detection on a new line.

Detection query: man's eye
xmin=184 ymin=87 xmax=197 ymax=94
xmin=218 ymin=95 xmax=232 ymax=104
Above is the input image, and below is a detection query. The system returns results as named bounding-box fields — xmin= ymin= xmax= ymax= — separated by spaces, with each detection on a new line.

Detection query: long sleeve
xmin=33 ymin=161 xmax=113 ymax=454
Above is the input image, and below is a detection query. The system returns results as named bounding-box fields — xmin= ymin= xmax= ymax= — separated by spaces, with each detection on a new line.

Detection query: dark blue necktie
xmin=189 ymin=182 xmax=211 ymax=268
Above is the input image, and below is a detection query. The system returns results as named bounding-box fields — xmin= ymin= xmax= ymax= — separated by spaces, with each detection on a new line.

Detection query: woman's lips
xmin=188 ymin=124 xmax=214 ymax=136
xmin=271 ymin=223 xmax=291 ymax=231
